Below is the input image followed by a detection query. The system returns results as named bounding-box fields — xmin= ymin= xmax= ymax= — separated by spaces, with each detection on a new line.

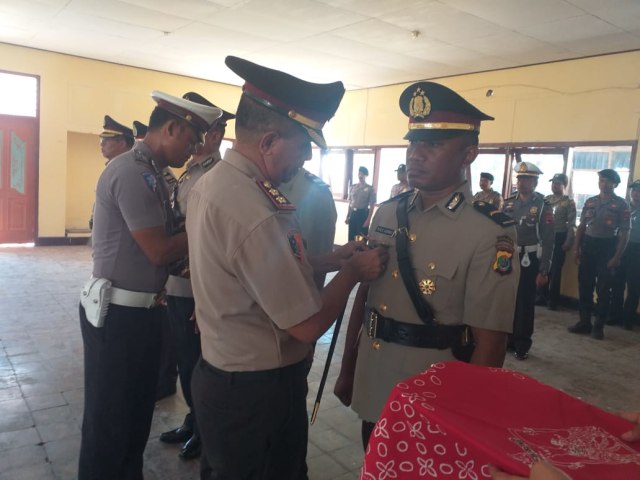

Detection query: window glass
xmin=378 ymin=147 xmax=407 ymax=202
xmin=470 ymin=152 xmax=506 ymax=197
xmin=0 ymin=72 xmax=37 ymax=117
xmin=322 ymin=149 xmax=348 ymax=199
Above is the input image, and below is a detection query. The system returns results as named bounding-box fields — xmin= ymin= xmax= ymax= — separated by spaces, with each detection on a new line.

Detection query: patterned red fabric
xmin=362 ymin=361 xmax=640 ymax=479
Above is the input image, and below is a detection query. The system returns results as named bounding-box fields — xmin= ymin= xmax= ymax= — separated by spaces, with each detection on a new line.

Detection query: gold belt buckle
xmin=368 ymin=311 xmax=378 ymax=339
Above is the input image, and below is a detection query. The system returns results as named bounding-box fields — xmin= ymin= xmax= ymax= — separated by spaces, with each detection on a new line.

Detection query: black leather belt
xmin=365 ymin=308 xmax=463 ymax=349
xmin=200 ymin=358 xmax=306 ymax=385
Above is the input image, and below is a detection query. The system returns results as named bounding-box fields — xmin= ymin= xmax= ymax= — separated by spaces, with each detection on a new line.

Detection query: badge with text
xmin=287 ymin=230 xmax=305 ymax=262
xmin=141 ymin=172 xmax=157 ymax=193
xmin=492 ymin=235 xmax=515 ymax=275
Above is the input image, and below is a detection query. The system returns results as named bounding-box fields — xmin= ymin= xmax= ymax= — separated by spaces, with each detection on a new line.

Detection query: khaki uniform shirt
xmin=348 ymin=182 xmax=376 ymax=210
xmin=581 ymin=194 xmax=631 ymax=239
xmin=473 ymin=189 xmax=504 ymax=210
xmin=544 ymin=193 xmax=576 ymax=248
xmin=165 ymin=153 xmax=220 ymax=297
xmin=186 ymin=149 xmax=322 ymax=371
xmin=390 ymin=182 xmax=412 ymax=199
xmin=503 ymin=192 xmax=555 ymax=275
xmin=351 ymin=184 xmax=519 ymax=422
xmin=92 ymin=142 xmax=172 ymax=292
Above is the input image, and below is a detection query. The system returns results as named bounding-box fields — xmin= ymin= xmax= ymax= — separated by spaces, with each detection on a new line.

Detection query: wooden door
xmin=0 ymin=114 xmax=38 ymax=243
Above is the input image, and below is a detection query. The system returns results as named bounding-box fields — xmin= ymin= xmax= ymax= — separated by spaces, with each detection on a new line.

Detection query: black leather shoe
xmin=179 ymin=435 xmax=201 ymax=460
xmin=568 ymin=322 xmax=591 ymax=334
xmin=160 ymin=425 xmax=192 ymax=444
xmin=513 ymin=350 xmax=528 ymax=361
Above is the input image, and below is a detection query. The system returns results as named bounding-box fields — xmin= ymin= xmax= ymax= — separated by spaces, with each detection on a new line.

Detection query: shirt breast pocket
xmin=414 ymin=260 xmax=458 ymax=321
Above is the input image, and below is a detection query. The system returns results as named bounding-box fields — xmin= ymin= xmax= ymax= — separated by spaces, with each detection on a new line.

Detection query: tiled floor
xmin=0 ymin=245 xmax=638 ymax=479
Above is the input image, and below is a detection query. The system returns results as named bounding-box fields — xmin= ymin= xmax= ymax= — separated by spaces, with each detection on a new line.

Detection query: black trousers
xmin=192 ymin=358 xmax=309 ymax=480
xmin=348 ymin=208 xmax=369 ymax=241
xmin=611 ymin=242 xmax=640 ymax=326
xmin=155 ymin=306 xmax=178 ymax=400
xmin=512 ymin=250 xmax=538 ymax=353
xmin=166 ymin=295 xmax=200 ymax=409
xmin=578 ymin=236 xmax=617 ymax=321
xmin=538 ymin=232 xmax=568 ymax=307
xmin=78 ymin=303 xmax=162 ymax=480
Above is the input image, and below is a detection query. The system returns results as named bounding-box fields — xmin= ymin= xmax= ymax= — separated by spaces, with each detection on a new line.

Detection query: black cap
xmin=100 ymin=115 xmax=133 ymax=139
xmin=400 ymin=82 xmax=493 ymax=141
xmin=480 ymin=172 xmax=494 ymax=181
xmin=629 ymin=180 xmax=640 ymax=190
xmin=395 ymin=164 xmax=406 ymax=173
xmin=359 ymin=166 xmax=369 ymax=176
xmin=550 ymin=173 xmax=568 ymax=185
xmin=182 ymin=92 xmax=236 ymax=126
xmin=132 ymin=121 xmax=147 ymax=139
xmin=598 ymin=169 xmax=621 ymax=184
xmin=225 ymin=55 xmax=345 ymax=149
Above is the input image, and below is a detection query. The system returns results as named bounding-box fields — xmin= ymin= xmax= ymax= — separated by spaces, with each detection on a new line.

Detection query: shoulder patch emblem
xmin=492 ymin=235 xmax=514 ymax=275
xmin=142 ymin=172 xmax=157 ymax=193
xmin=256 ymin=180 xmax=296 ymax=212
xmin=473 ymin=201 xmax=516 ymax=227
xmin=287 ymin=230 xmax=305 ymax=262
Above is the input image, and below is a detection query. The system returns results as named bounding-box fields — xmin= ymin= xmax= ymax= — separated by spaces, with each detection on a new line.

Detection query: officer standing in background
xmin=389 ymin=163 xmax=411 ymax=198
xmin=159 ymin=91 xmax=235 ymax=461
xmin=503 ymin=162 xmax=554 ymax=360
xmin=617 ymin=180 xmax=640 ymax=329
xmin=132 ymin=120 xmax=147 ymax=141
xmin=346 ymin=166 xmax=376 ymax=240
xmin=536 ymin=173 xmax=576 ymax=310
xmin=569 ymin=169 xmax=630 ymax=339
xmin=335 ymin=81 xmax=519 ymax=449
xmin=186 ymin=56 xmax=387 ymax=479
xmin=473 ymin=172 xmax=504 ymax=210
xmin=99 ymin=115 xmax=134 ymax=165
xmin=78 ymin=92 xmax=221 ymax=480
xmin=280 ymin=168 xmax=337 ymax=289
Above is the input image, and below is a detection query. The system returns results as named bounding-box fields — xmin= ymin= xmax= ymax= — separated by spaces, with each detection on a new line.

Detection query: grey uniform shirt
xmin=581 ymin=194 xmax=631 ymax=239
xmin=351 ymin=184 xmax=519 ymax=422
xmin=165 ymin=152 xmax=220 ymax=298
xmin=186 ymin=149 xmax=322 ymax=372
xmin=92 ymin=142 xmax=170 ymax=292
xmin=629 ymin=201 xmax=640 ymax=244
xmin=503 ymin=192 xmax=555 ymax=275
xmin=544 ymin=193 xmax=576 ymax=246
xmin=348 ymin=182 xmax=376 ymax=210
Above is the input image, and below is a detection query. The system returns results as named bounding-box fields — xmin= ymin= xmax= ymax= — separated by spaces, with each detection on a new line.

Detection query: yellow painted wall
xmin=1 ymin=42 xmax=639 ymax=300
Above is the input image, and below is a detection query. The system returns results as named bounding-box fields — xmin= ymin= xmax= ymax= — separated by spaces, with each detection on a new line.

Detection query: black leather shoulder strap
xmin=395 ymin=194 xmax=435 ymax=324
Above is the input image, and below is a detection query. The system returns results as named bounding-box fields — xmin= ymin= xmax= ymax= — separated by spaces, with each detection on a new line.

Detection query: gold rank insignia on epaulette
xmin=473 ymin=200 xmax=517 ymax=227
xmin=446 ymin=192 xmax=464 ymax=212
xmin=256 ymin=180 xmax=296 ymax=211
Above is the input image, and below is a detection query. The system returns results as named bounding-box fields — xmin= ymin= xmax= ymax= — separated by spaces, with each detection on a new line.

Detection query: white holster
xmin=80 ymin=277 xmax=112 ymax=328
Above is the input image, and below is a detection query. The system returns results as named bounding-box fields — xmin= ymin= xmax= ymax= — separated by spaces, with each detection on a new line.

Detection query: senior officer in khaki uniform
xmin=186 ymin=56 xmax=388 ymax=480
xmin=99 ymin=115 xmax=134 ymax=165
xmin=569 ymin=169 xmax=630 ymax=339
xmin=79 ymin=92 xmax=221 ymax=480
xmin=334 ymin=81 xmax=519 ymax=448
xmin=473 ymin=171 xmax=504 ymax=210
xmin=346 ymin=166 xmax=376 ymax=240
xmin=536 ymin=173 xmax=576 ymax=310
xmin=159 ymin=92 xmax=235 ymax=461
xmin=503 ymin=163 xmax=554 ymax=360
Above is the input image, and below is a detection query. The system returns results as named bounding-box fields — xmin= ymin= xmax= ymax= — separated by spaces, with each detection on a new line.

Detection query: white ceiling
xmin=1 ymin=0 xmax=640 ymax=90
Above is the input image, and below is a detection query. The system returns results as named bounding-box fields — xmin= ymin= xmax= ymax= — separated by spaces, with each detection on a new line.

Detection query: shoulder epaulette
xmin=381 ymin=189 xmax=414 ymax=205
xmin=256 ymin=180 xmax=296 ymax=212
xmin=473 ymin=201 xmax=516 ymax=227
xmin=303 ymin=171 xmax=330 ymax=190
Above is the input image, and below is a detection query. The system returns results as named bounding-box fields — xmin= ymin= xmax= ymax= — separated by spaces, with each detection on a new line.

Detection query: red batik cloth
xmin=361 ymin=361 xmax=640 ymax=479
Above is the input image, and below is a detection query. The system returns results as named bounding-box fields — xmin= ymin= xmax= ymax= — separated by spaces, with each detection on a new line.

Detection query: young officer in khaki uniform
xmin=160 ymin=92 xmax=236 ymax=460
xmin=503 ymin=163 xmax=554 ymax=360
xmin=346 ymin=166 xmax=376 ymax=239
xmin=569 ymin=169 xmax=630 ymax=339
xmin=536 ymin=173 xmax=576 ymax=310
xmin=335 ymin=81 xmax=519 ymax=448
xmin=78 ymin=92 xmax=222 ymax=480
xmin=186 ymin=56 xmax=388 ymax=480
xmin=389 ymin=163 xmax=411 ymax=198
xmin=473 ymin=171 xmax=504 ymax=210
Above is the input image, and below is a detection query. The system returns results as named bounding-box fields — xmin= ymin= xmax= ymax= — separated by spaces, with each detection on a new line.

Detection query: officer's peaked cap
xmin=598 ymin=169 xmax=621 ymax=184
xmin=100 ymin=115 xmax=133 ymax=139
xmin=480 ymin=172 xmax=494 ymax=181
xmin=400 ymin=81 xmax=493 ymax=141
xmin=515 ymin=162 xmax=543 ymax=177
xmin=225 ymin=55 xmax=345 ymax=149
xmin=151 ymin=91 xmax=222 ymax=137
xmin=132 ymin=121 xmax=147 ymax=139
xmin=182 ymin=92 xmax=236 ymax=125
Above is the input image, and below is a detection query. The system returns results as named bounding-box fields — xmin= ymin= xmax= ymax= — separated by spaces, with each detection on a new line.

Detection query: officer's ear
xmin=258 ymin=131 xmax=279 ymax=156
xmin=463 ymin=144 xmax=479 ymax=166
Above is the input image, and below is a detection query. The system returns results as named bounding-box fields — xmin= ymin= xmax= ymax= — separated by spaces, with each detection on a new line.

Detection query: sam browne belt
xmin=365 ymin=308 xmax=466 ymax=350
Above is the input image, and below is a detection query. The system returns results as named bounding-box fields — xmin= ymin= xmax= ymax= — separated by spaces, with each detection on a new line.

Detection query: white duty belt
xmin=519 ymin=244 xmax=538 ymax=267
xmin=110 ymin=287 xmax=164 ymax=309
